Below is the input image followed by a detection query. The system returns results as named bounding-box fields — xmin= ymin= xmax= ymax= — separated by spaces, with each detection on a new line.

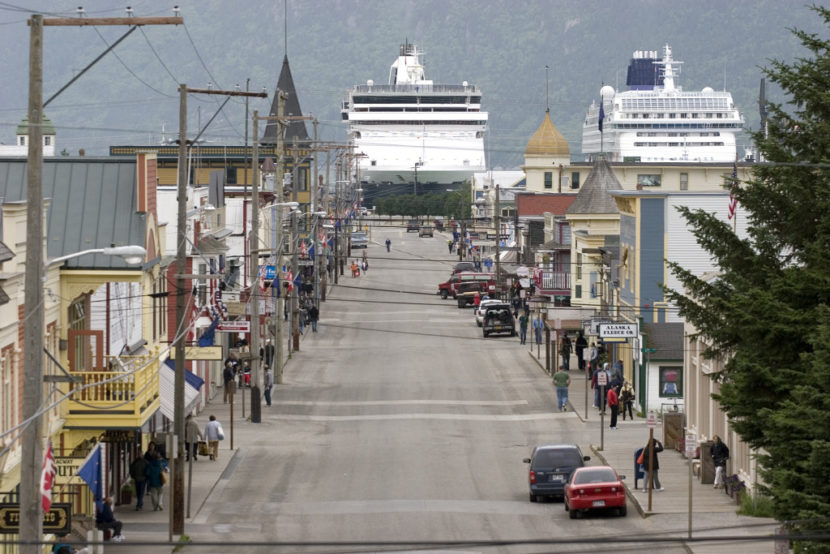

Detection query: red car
xmin=564 ymin=466 xmax=627 ymax=518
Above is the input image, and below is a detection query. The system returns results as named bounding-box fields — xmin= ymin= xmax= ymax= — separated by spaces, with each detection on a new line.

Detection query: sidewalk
xmin=528 ymin=350 xmax=777 ymax=552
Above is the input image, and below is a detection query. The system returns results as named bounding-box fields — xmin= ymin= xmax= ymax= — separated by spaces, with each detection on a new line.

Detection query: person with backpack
xmin=641 ymin=437 xmax=665 ymax=492
xmin=129 ymin=452 xmax=149 ymax=511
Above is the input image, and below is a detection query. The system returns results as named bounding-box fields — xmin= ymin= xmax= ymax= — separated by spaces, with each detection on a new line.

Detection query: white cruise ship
xmin=341 ymin=43 xmax=487 ymax=190
xmin=582 ymin=45 xmax=744 ymax=163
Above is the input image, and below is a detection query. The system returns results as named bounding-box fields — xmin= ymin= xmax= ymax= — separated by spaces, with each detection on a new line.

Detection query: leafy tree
xmin=664 ymin=7 xmax=830 ymax=550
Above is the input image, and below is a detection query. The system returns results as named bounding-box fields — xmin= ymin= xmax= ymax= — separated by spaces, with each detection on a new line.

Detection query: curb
xmin=590 ymin=444 xmax=648 ymax=519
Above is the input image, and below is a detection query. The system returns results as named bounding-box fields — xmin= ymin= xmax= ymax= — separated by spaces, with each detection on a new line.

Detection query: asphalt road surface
xmin=184 ymin=223 xmax=690 ymax=553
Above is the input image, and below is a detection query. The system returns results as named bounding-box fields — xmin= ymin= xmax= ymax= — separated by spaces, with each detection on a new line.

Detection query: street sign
xmin=597 ymin=371 xmax=608 ymax=387
xmin=0 ymin=503 xmax=71 ymax=534
xmin=598 ymin=323 xmax=638 ymax=339
xmin=685 ymin=432 xmax=697 ymax=459
xmin=646 ymin=411 xmax=658 ymax=428
xmin=261 ymin=265 xmax=276 ymax=280
xmin=217 ymin=320 xmax=250 ymax=333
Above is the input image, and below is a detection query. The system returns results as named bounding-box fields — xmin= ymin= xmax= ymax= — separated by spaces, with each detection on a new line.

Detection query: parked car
xmin=406 ymin=219 xmax=420 ymax=232
xmin=437 ymin=272 xmax=494 ymax=299
xmin=474 ymin=298 xmax=501 ymax=326
xmin=434 ymin=218 xmax=444 ymax=231
xmin=482 ymin=304 xmax=515 ymax=337
xmin=564 ymin=466 xmax=627 ymax=518
xmin=351 ymin=231 xmax=368 ymax=248
xmin=419 ymin=225 xmax=434 ymax=237
xmin=523 ymin=444 xmax=590 ymax=502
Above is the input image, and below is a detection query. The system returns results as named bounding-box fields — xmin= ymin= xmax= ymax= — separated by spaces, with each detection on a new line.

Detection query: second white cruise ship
xmin=341 ymin=43 xmax=488 ymax=191
xmin=582 ymin=44 xmax=744 ymax=163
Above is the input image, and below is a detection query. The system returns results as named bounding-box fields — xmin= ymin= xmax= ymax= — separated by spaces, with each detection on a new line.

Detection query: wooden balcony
xmin=537 ymin=269 xmax=571 ymax=295
xmin=63 ymin=349 xmax=161 ymax=430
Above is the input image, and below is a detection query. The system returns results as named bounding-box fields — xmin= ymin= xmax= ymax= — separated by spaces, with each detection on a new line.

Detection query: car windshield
xmin=572 ymin=468 xmax=618 ymax=484
xmin=353 ymin=232 xmax=366 ymax=238
xmin=533 ymin=448 xmax=582 ymax=469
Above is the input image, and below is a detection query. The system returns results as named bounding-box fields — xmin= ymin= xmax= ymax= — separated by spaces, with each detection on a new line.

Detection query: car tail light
xmin=577 ymin=488 xmax=585 ymax=495
xmin=529 ymin=471 xmax=536 ymax=484
xmin=610 ymin=487 xmax=617 ymax=492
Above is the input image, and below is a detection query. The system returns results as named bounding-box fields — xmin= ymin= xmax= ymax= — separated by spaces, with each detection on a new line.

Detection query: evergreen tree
xmin=665 ymin=7 xmax=830 ymax=550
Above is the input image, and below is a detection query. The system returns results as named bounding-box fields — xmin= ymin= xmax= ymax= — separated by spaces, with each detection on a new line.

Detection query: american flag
xmin=212 ymin=290 xmax=228 ymax=318
xmin=727 ymin=162 xmax=738 ymax=220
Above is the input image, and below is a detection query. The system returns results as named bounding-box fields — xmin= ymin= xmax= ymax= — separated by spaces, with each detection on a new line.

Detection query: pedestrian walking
xmin=553 ymin=365 xmax=571 ymax=412
xmin=560 ymin=335 xmax=571 ymax=369
xmin=711 ymin=435 xmax=730 ymax=489
xmin=204 ymin=415 xmax=224 ymax=461
xmin=448 ymin=239 xmax=453 ymax=253
xmin=641 ymin=437 xmax=664 ymax=492
xmin=575 ymin=331 xmax=587 ymax=370
xmin=308 ymin=303 xmax=319 ymax=332
xmin=185 ymin=414 xmax=203 ymax=461
xmin=533 ymin=315 xmax=544 ymax=346
xmin=620 ymin=381 xmax=635 ymax=420
xmin=385 ymin=238 xmax=391 ymax=252
xmin=144 ymin=451 xmax=166 ymax=511
xmin=351 ymin=260 xmax=359 ymax=277
xmin=518 ymin=312 xmax=529 ymax=345
xmin=128 ymin=452 xmax=148 ymax=511
xmin=263 ymin=366 xmax=274 ymax=407
xmin=588 ymin=342 xmax=598 ymax=374
xmin=608 ymin=385 xmax=619 ymax=429
xmin=222 ymin=361 xmax=235 ymax=404
xmin=298 ymin=305 xmax=307 ymax=335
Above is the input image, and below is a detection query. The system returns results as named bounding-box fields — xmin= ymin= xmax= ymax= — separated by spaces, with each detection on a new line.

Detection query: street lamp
xmin=22 ymin=243 xmax=146 ymax=550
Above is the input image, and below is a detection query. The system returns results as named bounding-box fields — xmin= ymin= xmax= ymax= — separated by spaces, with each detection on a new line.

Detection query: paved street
xmin=111 ymin=221 xmax=778 ymax=553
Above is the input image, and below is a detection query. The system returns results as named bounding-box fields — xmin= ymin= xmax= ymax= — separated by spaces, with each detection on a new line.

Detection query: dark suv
xmin=406 ymin=219 xmax=420 ymax=232
xmin=481 ymin=304 xmax=515 ymax=337
xmin=523 ymin=444 xmax=590 ymax=502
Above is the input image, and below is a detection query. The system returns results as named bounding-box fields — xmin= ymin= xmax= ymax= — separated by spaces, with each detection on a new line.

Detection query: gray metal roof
xmin=566 ymin=158 xmax=622 ymax=215
xmin=0 ymin=158 xmax=146 ymax=269
xmin=642 ymin=322 xmax=685 ymax=360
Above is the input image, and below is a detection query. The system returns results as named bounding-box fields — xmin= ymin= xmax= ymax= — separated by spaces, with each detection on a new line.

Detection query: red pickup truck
xmin=437 ymin=272 xmax=495 ymax=299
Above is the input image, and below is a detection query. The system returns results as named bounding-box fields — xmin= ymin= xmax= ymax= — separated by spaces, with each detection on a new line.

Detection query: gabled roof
xmin=516 ymin=193 xmax=575 ymax=217
xmin=263 ymin=56 xmax=309 ymax=145
xmin=642 ymin=322 xmax=685 ymax=360
xmin=566 ymin=158 xmax=622 ymax=215
xmin=0 ymin=159 xmax=146 ymax=269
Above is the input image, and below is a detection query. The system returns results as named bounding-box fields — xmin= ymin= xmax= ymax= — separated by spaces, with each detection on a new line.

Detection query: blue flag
xmin=198 ymin=317 xmax=219 ymax=347
xmin=598 ymin=101 xmax=605 ymax=134
xmin=78 ymin=444 xmax=102 ymax=500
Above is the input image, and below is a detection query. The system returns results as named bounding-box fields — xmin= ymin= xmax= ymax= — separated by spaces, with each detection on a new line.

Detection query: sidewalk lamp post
xmin=22 ymin=244 xmax=146 ymax=551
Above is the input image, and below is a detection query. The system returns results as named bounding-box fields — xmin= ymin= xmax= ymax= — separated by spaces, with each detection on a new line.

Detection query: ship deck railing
xmin=352 ymin=84 xmax=480 ymax=94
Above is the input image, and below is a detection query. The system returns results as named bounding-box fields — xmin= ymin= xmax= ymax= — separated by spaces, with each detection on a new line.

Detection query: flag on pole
xmin=284 ymin=266 xmax=294 ymax=292
xmin=78 ymin=444 xmax=103 ymax=500
xmin=598 ymin=101 xmax=605 ymax=134
xmin=40 ymin=441 xmax=57 ymax=512
xmin=300 ymin=240 xmax=308 ymax=258
xmin=727 ymin=162 xmax=739 ymax=220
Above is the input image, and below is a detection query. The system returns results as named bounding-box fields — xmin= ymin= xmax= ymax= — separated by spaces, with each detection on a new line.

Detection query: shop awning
xmin=159 ymin=359 xmax=205 ymax=420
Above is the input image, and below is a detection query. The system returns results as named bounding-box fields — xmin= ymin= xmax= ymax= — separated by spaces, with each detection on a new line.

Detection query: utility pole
xmin=174 ymin=85 xmax=264 ymax=535
xmin=21 ymin=15 xmax=44 ymax=551
xmin=250 ymin=110 xmax=261 ymax=423
xmin=495 ymin=185 xmax=501 ymax=300
xmin=22 ymin=13 xmax=182 ymax=552
xmin=291 ymin=137 xmax=300 ymax=352
xmin=312 ymin=119 xmax=320 ymax=310
xmin=274 ymin=92 xmax=286 ymax=383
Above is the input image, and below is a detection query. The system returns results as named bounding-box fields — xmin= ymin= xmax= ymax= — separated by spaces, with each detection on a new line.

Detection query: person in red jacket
xmin=607 ymin=385 xmax=620 ymax=430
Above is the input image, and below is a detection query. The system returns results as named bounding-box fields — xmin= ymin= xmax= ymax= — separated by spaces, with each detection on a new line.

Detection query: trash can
xmin=700 ymin=440 xmax=715 ymax=484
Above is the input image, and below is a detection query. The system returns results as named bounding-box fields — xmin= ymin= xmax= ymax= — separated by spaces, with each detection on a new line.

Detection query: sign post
xmin=686 ymin=430 xmax=697 ymax=539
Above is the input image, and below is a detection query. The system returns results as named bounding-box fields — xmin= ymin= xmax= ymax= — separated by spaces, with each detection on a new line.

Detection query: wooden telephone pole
xmin=22 ymin=13 xmax=181 ymax=552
